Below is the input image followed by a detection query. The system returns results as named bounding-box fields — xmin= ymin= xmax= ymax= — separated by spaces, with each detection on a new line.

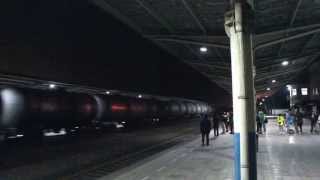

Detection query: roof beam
xmin=181 ymin=0 xmax=207 ymax=34
xmin=135 ymin=0 xmax=175 ymax=33
xmin=255 ymin=23 xmax=320 ymax=37
xmin=152 ymin=38 xmax=229 ymax=49
xmin=255 ymin=67 xmax=304 ymax=82
xmin=300 ymin=33 xmax=318 ymax=54
xmin=184 ymin=59 xmax=229 ymax=65
xmin=256 ymin=53 xmax=317 ymax=63
xmin=256 ymin=54 xmax=317 ymax=70
xmin=277 ymin=0 xmax=302 ymax=57
xmin=91 ymin=0 xmax=143 ymax=33
xmin=188 ymin=62 xmax=230 ymax=70
xmin=255 ymin=75 xmax=298 ymax=92
xmin=254 ymin=27 xmax=320 ymax=50
xmin=145 ymin=35 xmax=228 ymax=40
xmin=183 ymin=44 xmax=208 ymax=63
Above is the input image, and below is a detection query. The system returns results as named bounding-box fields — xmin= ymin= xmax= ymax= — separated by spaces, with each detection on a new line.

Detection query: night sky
xmin=0 ymin=0 xmax=231 ymax=106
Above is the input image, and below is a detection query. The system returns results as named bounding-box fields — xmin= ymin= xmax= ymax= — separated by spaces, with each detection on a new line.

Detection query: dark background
xmin=0 ymin=0 xmax=231 ymax=106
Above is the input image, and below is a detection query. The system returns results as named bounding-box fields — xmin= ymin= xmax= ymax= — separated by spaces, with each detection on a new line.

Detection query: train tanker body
xmin=145 ymin=99 xmax=160 ymax=118
xmin=94 ymin=95 xmax=157 ymax=125
xmin=0 ymin=87 xmax=214 ymax=139
xmin=94 ymin=95 xmax=129 ymax=123
xmin=0 ymin=88 xmax=98 ymax=137
xmin=177 ymin=102 xmax=187 ymax=116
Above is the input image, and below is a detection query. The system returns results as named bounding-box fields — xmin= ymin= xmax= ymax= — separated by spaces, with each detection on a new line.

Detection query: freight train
xmin=0 ymin=87 xmax=213 ymax=140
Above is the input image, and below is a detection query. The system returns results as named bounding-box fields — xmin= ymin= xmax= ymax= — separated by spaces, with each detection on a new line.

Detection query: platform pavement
xmin=99 ymin=120 xmax=320 ymax=180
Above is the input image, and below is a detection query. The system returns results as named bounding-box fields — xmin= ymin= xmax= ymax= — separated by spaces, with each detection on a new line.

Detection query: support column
xmin=225 ymin=1 xmax=257 ymax=180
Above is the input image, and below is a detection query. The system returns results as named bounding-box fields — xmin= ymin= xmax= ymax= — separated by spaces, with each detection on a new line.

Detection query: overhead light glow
xmin=200 ymin=47 xmax=208 ymax=53
xmin=106 ymin=91 xmax=110 ymax=95
xmin=272 ymin=79 xmax=276 ymax=83
xmin=265 ymin=96 xmax=268 ymax=98
xmin=138 ymin=94 xmax=142 ymax=98
xmin=49 ymin=84 xmax=56 ymax=89
xmin=282 ymin=61 xmax=289 ymax=66
xmin=262 ymin=98 xmax=265 ymax=102
xmin=259 ymin=102 xmax=263 ymax=105
xmin=266 ymin=87 xmax=271 ymax=91
xmin=286 ymin=85 xmax=292 ymax=90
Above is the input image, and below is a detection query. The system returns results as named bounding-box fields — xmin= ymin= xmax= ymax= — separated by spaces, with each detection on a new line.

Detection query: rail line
xmin=59 ymin=128 xmax=198 ymax=180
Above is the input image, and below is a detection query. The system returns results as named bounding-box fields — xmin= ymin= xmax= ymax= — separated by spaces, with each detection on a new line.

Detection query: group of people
xmin=200 ymin=106 xmax=320 ymax=146
xmin=200 ymin=111 xmax=234 ymax=146
xmin=277 ymin=108 xmax=320 ymax=134
xmin=277 ymin=109 xmax=303 ymax=134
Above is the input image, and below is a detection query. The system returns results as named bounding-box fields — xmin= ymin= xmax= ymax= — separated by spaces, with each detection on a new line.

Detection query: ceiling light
xmin=272 ymin=79 xmax=276 ymax=83
xmin=265 ymin=96 xmax=268 ymax=98
xmin=200 ymin=47 xmax=208 ymax=53
xmin=266 ymin=87 xmax=271 ymax=91
xmin=106 ymin=91 xmax=110 ymax=95
xmin=49 ymin=84 xmax=56 ymax=89
xmin=282 ymin=61 xmax=289 ymax=66
xmin=138 ymin=94 xmax=142 ymax=98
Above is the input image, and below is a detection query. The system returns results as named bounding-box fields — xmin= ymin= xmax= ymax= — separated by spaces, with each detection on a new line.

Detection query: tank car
xmin=0 ymin=87 xmax=213 ymax=140
xmin=0 ymin=88 xmax=98 ymax=138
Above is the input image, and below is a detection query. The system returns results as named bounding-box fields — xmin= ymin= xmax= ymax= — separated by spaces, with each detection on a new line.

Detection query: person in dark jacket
xmin=229 ymin=111 xmax=234 ymax=134
xmin=223 ymin=112 xmax=229 ymax=133
xmin=213 ymin=113 xmax=220 ymax=137
xmin=256 ymin=113 xmax=262 ymax=134
xmin=310 ymin=111 xmax=318 ymax=133
xmin=200 ymin=114 xmax=212 ymax=146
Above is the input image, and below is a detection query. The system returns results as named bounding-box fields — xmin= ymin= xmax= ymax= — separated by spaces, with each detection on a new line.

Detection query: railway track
xmin=60 ymin=128 xmax=198 ymax=180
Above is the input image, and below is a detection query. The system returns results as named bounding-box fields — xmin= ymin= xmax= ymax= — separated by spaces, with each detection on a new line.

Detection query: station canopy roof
xmin=92 ymin=0 xmax=320 ymax=97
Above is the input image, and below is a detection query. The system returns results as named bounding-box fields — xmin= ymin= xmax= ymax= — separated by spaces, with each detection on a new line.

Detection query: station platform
xmin=100 ymin=121 xmax=320 ymax=180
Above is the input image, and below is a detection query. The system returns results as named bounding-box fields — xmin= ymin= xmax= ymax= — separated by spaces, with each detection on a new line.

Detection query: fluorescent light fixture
xmin=49 ymin=84 xmax=56 ymax=89
xmin=282 ymin=61 xmax=289 ymax=66
xmin=138 ymin=94 xmax=142 ymax=98
xmin=272 ymin=79 xmax=276 ymax=83
xmin=200 ymin=46 xmax=208 ymax=53
xmin=266 ymin=87 xmax=271 ymax=91
xmin=106 ymin=91 xmax=110 ymax=95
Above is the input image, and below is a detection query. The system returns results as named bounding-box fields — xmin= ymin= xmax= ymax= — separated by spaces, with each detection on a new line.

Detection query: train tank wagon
xmin=0 ymin=88 xmax=98 ymax=138
xmin=0 ymin=86 xmax=214 ymax=140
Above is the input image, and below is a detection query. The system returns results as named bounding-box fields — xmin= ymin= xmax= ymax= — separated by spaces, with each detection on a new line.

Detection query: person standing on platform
xmin=310 ymin=111 xmax=318 ymax=133
xmin=229 ymin=111 xmax=234 ymax=134
xmin=213 ymin=112 xmax=220 ymax=137
xmin=200 ymin=114 xmax=211 ymax=146
xmin=277 ymin=114 xmax=285 ymax=134
xmin=256 ymin=112 xmax=262 ymax=134
xmin=295 ymin=109 xmax=303 ymax=134
xmin=257 ymin=111 xmax=265 ymax=134
xmin=287 ymin=111 xmax=295 ymax=134
xmin=262 ymin=111 xmax=267 ymax=133
xmin=223 ymin=112 xmax=229 ymax=133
